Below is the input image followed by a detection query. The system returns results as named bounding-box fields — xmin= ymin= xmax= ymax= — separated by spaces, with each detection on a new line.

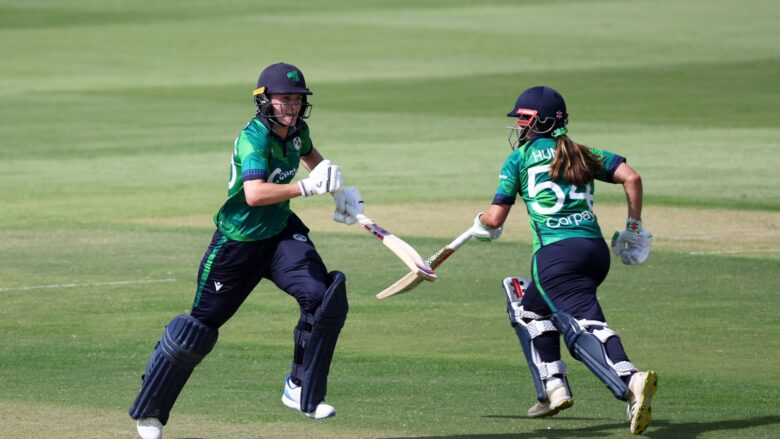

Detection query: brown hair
xmin=549 ymin=135 xmax=603 ymax=186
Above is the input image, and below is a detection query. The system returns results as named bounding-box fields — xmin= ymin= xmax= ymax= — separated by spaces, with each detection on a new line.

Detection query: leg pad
xmin=552 ymin=311 xmax=628 ymax=400
xmin=129 ymin=314 xmax=218 ymax=424
xmin=291 ymin=271 xmax=348 ymax=413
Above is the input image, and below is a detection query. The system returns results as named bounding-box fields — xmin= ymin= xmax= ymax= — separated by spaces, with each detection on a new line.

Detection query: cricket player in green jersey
xmin=469 ymin=86 xmax=657 ymax=435
xmin=129 ymin=63 xmax=363 ymax=439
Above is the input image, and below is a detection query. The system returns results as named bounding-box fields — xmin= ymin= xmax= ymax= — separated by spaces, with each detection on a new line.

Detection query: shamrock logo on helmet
xmin=286 ymin=70 xmax=301 ymax=83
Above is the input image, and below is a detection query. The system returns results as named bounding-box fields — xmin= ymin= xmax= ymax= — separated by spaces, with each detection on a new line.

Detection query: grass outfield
xmin=1 ymin=1 xmax=779 ymax=438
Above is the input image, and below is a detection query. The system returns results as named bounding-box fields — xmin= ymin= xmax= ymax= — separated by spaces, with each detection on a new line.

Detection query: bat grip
xmin=449 ymin=229 xmax=473 ymax=250
xmin=344 ymin=204 xmax=369 ymax=223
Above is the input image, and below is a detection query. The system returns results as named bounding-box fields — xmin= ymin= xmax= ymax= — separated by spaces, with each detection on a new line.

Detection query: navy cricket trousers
xmin=190 ymin=214 xmax=330 ymax=329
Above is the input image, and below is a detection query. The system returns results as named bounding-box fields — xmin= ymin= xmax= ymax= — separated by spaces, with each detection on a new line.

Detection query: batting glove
xmin=298 ymin=160 xmax=343 ymax=197
xmin=332 ymin=186 xmax=363 ymax=225
xmin=469 ymin=212 xmax=503 ymax=242
xmin=611 ymin=217 xmax=653 ymax=265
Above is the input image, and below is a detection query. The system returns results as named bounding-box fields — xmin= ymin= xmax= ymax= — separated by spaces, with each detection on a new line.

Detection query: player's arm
xmin=300 ymin=146 xmax=324 ymax=171
xmin=481 ymin=204 xmax=512 ymax=229
xmin=470 ymin=153 xmax=520 ymax=241
xmin=611 ymin=162 xmax=643 ymax=220
xmin=243 ymin=146 xmax=341 ymax=206
xmin=469 ymin=204 xmax=510 ymax=242
xmin=610 ymin=162 xmax=651 ymax=265
xmin=243 ymin=179 xmax=302 ymax=206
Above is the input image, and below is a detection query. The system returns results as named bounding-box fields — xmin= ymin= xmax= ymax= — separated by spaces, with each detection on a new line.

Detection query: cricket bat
xmin=345 ymin=205 xmax=437 ymax=282
xmin=376 ymin=228 xmax=472 ymax=299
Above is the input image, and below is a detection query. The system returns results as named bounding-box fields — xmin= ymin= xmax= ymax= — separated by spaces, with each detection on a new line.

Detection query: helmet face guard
xmin=253 ymin=86 xmax=312 ymax=128
xmin=507 ymin=109 xmax=538 ymax=150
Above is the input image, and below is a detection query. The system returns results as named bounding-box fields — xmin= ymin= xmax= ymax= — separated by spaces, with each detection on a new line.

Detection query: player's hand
xmin=332 ymin=186 xmax=363 ymax=225
xmin=469 ymin=212 xmax=503 ymax=242
xmin=299 ymin=160 xmax=343 ymax=197
xmin=611 ymin=218 xmax=652 ymax=265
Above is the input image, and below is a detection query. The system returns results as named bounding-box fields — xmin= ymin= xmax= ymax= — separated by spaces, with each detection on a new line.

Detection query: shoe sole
xmin=306 ymin=410 xmax=336 ymax=420
xmin=630 ymin=371 xmax=658 ymax=435
xmin=528 ymin=398 xmax=574 ymax=418
xmin=282 ymin=393 xmax=300 ymax=411
xmin=283 ymin=391 xmax=335 ymax=420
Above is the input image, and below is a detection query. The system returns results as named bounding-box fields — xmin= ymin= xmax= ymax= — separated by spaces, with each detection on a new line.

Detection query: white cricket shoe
xmin=281 ymin=376 xmax=336 ymax=420
xmin=136 ymin=417 xmax=163 ymax=439
xmin=527 ymin=379 xmax=574 ymax=418
xmin=627 ymin=371 xmax=658 ymax=435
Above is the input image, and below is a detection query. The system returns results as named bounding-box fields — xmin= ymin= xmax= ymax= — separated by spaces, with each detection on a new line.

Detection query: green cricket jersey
xmin=214 ymin=116 xmax=313 ymax=241
xmin=493 ymin=137 xmax=625 ymax=252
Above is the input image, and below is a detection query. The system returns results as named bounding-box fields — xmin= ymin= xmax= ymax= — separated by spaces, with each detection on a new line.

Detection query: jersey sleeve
xmin=589 ymin=147 xmax=626 ymax=183
xmin=492 ymin=152 xmax=522 ymax=205
xmin=237 ymin=130 xmax=270 ymax=181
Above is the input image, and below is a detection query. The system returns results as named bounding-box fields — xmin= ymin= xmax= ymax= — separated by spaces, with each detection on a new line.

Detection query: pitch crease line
xmin=0 ymin=278 xmax=177 ymax=292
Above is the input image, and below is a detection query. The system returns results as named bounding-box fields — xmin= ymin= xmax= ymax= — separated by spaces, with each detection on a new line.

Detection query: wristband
xmin=626 ymin=217 xmax=642 ymax=233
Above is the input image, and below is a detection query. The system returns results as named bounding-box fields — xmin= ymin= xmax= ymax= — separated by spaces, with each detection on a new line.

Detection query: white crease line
xmin=0 ymin=278 xmax=177 ymax=292
xmin=688 ymin=249 xmax=780 ymax=255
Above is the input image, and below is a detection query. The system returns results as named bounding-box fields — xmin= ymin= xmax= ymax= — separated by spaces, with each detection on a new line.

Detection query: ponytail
xmin=549 ymin=131 xmax=602 ymax=186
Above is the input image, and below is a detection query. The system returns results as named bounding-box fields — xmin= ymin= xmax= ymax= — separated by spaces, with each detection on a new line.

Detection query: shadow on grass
xmin=371 ymin=414 xmax=780 ymax=439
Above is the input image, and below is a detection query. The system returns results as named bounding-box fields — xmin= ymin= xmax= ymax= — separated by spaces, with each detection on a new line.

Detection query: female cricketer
xmin=128 ymin=62 xmax=363 ymax=439
xmin=468 ymin=86 xmax=657 ymax=435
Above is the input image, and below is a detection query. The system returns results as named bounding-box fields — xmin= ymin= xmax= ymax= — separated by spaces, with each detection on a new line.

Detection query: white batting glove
xmin=611 ymin=218 xmax=652 ymax=265
xmin=298 ymin=160 xmax=343 ymax=197
xmin=469 ymin=212 xmax=503 ymax=242
xmin=332 ymin=186 xmax=364 ymax=225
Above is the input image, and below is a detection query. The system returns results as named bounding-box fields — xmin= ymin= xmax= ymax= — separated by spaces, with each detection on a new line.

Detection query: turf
xmin=0 ymin=0 xmax=778 ymax=438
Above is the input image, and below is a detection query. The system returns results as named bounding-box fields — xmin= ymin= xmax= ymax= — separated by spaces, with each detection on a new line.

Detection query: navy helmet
xmin=506 ymin=86 xmax=568 ymax=149
xmin=253 ymin=62 xmax=312 ymax=125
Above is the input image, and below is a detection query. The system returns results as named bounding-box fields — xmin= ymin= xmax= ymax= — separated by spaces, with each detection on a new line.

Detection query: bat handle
xmin=449 ymin=229 xmax=473 ymax=250
xmin=344 ymin=204 xmax=369 ymax=224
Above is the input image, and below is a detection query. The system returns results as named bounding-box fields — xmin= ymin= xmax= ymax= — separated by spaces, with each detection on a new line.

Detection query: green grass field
xmin=1 ymin=1 xmax=779 ymax=438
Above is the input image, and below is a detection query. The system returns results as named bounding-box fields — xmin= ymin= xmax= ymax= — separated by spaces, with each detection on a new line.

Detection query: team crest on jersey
xmin=293 ymin=137 xmax=302 ymax=151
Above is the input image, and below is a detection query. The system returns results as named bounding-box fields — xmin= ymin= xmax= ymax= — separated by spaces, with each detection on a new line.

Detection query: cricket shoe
xmin=527 ymin=379 xmax=574 ymax=418
xmin=627 ymin=370 xmax=658 ymax=435
xmin=281 ymin=376 xmax=336 ymax=420
xmin=136 ymin=417 xmax=163 ymax=439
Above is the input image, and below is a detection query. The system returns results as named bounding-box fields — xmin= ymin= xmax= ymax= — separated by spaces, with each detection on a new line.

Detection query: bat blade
xmin=377 ymin=233 xmax=437 ymax=282
xmin=375 ymin=271 xmax=425 ymax=299
xmin=376 ymin=229 xmax=472 ymax=299
xmin=346 ymin=205 xmax=436 ymax=282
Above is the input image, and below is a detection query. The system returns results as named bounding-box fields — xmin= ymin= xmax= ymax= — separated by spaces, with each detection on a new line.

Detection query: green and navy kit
xmin=493 ymin=137 xmax=625 ymax=252
xmin=214 ymin=116 xmax=313 ymax=241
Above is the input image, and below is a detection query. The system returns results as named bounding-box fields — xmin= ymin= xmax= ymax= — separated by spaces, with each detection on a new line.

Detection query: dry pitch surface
xmin=128 ymin=201 xmax=780 ymax=260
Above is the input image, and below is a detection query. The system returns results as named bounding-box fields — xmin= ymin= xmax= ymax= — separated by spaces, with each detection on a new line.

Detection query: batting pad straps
xmin=539 ymin=360 xmax=568 ymax=380
xmin=525 ymin=318 xmax=557 ymax=339
xmin=612 ymin=360 xmax=638 ymax=377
